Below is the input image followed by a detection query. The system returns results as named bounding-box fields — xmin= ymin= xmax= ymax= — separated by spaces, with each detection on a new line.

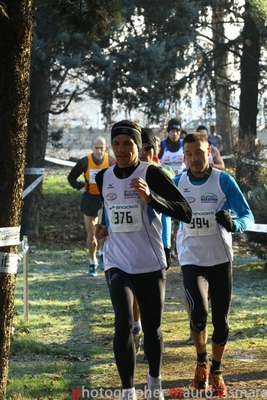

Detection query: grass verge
xmin=7 ymin=167 xmax=267 ymax=399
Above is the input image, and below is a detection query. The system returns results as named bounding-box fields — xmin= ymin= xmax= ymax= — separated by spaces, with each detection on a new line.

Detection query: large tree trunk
xmin=21 ymin=55 xmax=51 ymax=239
xmin=212 ymin=0 xmax=232 ymax=155
xmin=0 ymin=1 xmax=33 ymax=398
xmin=236 ymin=1 xmax=260 ymax=192
xmin=239 ymin=1 xmax=260 ymax=139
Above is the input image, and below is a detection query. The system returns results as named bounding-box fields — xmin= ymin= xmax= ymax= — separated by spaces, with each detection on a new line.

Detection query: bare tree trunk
xmin=0 ymin=1 xmax=34 ymax=398
xmin=212 ymin=0 xmax=232 ymax=155
xmin=21 ymin=62 xmax=51 ymax=239
xmin=239 ymin=1 xmax=260 ymax=139
xmin=237 ymin=0 xmax=260 ymax=192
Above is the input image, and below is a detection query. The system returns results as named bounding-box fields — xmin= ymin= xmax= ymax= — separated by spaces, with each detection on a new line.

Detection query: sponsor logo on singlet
xmin=106 ymin=193 xmax=117 ymax=200
xmin=124 ymin=188 xmax=139 ymax=198
xmin=184 ymin=197 xmax=195 ymax=203
xmin=201 ymin=192 xmax=218 ymax=203
xmin=110 ymin=204 xmax=139 ymax=210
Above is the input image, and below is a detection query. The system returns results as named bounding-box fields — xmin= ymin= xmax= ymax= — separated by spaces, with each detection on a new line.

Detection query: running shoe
xmin=98 ymin=254 xmax=105 ymax=271
xmin=210 ymin=370 xmax=226 ymax=396
xmin=193 ymin=362 xmax=209 ymax=390
xmin=133 ymin=327 xmax=142 ymax=354
xmin=88 ymin=264 xmax=97 ymax=277
xmin=147 ymin=376 xmax=164 ymax=400
xmin=120 ymin=388 xmax=137 ymax=400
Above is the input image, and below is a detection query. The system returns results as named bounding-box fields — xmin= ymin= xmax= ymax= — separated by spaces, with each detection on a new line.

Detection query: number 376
xmin=114 ymin=211 xmax=133 ymax=224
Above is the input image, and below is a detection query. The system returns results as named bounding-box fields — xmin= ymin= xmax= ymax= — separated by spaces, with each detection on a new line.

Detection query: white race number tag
xmin=109 ymin=203 xmax=142 ymax=232
xmin=172 ymin=162 xmax=183 ymax=175
xmin=184 ymin=210 xmax=217 ymax=236
xmin=89 ymin=169 xmax=101 ymax=184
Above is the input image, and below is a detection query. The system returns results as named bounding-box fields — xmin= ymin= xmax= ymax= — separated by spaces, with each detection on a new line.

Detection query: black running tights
xmin=105 ymin=268 xmax=166 ymax=389
xmin=182 ymin=261 xmax=232 ymax=346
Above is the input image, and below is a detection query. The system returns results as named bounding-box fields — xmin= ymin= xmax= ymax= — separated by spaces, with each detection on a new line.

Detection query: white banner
xmin=248 ymin=224 xmax=267 ymax=233
xmin=45 ymin=156 xmax=75 ymax=167
xmin=0 ymin=227 xmax=21 ymax=247
xmin=0 ymin=252 xmax=19 ymax=274
xmin=25 ymin=168 xmax=45 ymax=175
xmin=22 ymin=175 xmax=45 ymax=199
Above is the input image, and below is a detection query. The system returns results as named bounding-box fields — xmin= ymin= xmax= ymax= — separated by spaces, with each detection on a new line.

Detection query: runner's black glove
xmin=164 ymin=247 xmax=171 ymax=270
xmin=75 ymin=182 xmax=84 ymax=190
xmin=215 ymin=210 xmax=235 ymax=232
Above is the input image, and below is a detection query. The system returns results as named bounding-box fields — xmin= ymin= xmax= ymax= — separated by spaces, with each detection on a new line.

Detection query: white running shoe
xmin=147 ymin=377 xmax=164 ymax=400
xmin=120 ymin=388 xmax=137 ymax=400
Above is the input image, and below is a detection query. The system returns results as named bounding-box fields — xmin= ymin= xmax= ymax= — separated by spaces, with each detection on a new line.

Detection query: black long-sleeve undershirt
xmin=96 ymin=161 xmax=192 ymax=223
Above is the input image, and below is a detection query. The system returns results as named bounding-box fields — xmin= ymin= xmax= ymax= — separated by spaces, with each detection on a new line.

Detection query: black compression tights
xmin=105 ymin=268 xmax=166 ymax=389
xmin=182 ymin=261 xmax=232 ymax=346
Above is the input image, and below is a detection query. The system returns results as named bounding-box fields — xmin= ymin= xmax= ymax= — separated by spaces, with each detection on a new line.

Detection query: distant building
xmin=183 ymin=118 xmax=216 ymax=133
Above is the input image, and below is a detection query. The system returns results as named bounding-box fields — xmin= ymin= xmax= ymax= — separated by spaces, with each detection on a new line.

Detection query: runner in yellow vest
xmin=68 ymin=136 xmax=114 ymax=276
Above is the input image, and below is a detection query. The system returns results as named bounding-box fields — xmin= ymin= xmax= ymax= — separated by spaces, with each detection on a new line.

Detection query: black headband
xmin=111 ymin=125 xmax=142 ymax=150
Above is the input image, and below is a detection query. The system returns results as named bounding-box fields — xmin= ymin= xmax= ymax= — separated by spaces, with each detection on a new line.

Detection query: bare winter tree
xmin=21 ymin=0 xmax=123 ymax=239
xmin=0 ymin=1 xmax=34 ymax=398
xmin=212 ymin=0 xmax=232 ymax=155
xmin=236 ymin=0 xmax=261 ymax=192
